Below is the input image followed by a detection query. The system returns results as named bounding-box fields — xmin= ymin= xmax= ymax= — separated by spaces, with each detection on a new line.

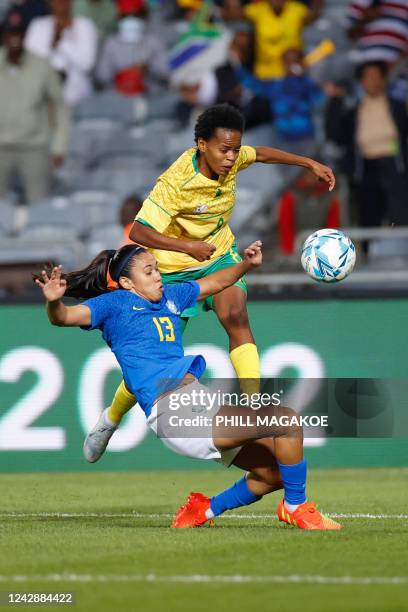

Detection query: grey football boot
xmin=83 ymin=409 xmax=118 ymax=463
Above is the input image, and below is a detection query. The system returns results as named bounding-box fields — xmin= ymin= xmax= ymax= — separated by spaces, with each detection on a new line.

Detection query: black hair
xmin=356 ymin=60 xmax=388 ymax=81
xmin=33 ymin=244 xmax=147 ymax=300
xmin=194 ymin=103 xmax=245 ymax=144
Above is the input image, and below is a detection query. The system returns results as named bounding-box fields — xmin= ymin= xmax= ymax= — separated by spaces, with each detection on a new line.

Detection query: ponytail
xmin=33 ymin=245 xmax=147 ymax=300
xmin=63 ymin=249 xmax=115 ymax=299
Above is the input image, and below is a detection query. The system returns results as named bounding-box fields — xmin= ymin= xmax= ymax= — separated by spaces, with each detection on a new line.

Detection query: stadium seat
xmin=369 ymin=239 xmax=408 ymax=261
xmin=164 ymin=126 xmax=195 ymax=164
xmin=146 ymin=89 xmax=179 ymax=120
xmin=55 ymin=155 xmax=88 ymax=191
xmin=0 ymin=195 xmax=18 ymax=234
xmin=74 ymin=91 xmax=133 ymax=122
xmin=19 ymin=225 xmax=80 ymax=241
xmin=0 ymin=237 xmax=85 ymax=270
xmin=85 ymin=224 xmax=124 ymax=260
xmin=244 ymin=124 xmax=276 ymax=149
xmin=67 ymin=124 xmax=94 ymax=162
xmin=72 ymin=118 xmax=126 ymax=164
xmin=230 ymin=187 xmax=273 ymax=241
xmin=102 ymin=122 xmax=175 ymax=162
xmin=70 ymin=190 xmax=122 ymax=229
xmin=87 ymin=159 xmax=160 ymax=198
xmin=27 ymin=197 xmax=90 ymax=237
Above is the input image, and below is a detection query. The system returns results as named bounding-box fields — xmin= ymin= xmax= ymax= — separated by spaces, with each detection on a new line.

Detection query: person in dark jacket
xmin=325 ymin=61 xmax=408 ymax=232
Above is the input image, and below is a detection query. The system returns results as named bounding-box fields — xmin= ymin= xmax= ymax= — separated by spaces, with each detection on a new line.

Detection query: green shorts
xmin=161 ymin=242 xmax=247 ymax=318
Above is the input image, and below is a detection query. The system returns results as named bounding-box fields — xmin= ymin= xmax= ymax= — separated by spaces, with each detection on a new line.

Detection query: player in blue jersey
xmin=34 ymin=243 xmax=341 ymax=530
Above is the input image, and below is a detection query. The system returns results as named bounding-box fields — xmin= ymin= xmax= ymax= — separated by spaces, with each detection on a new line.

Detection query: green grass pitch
xmin=0 ymin=468 xmax=407 ymax=612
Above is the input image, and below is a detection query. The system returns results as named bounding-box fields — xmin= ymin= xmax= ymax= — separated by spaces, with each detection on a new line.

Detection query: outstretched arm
xmin=197 ymin=241 xmax=262 ymax=300
xmin=255 ymin=146 xmax=336 ymax=191
xmin=34 ymin=265 xmax=91 ymax=327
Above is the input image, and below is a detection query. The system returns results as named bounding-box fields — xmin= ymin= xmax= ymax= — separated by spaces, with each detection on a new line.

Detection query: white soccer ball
xmin=301 ymin=228 xmax=356 ymax=282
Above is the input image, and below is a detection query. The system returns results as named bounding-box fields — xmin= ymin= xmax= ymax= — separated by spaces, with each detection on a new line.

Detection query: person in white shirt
xmin=24 ymin=0 xmax=98 ymax=105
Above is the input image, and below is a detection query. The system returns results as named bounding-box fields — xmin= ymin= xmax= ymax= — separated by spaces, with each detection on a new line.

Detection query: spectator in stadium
xmin=73 ymin=0 xmax=116 ymax=43
xmin=24 ymin=0 xmax=98 ymax=105
xmin=119 ymin=194 xmax=142 ymax=244
xmin=216 ymin=0 xmax=246 ymax=22
xmin=94 ymin=0 xmax=168 ymax=95
xmin=325 ymin=61 xmax=408 ymax=233
xmin=0 ymin=12 xmax=69 ymax=204
xmin=1 ymin=0 xmax=49 ymax=30
xmin=248 ymin=48 xmax=324 ymax=154
xmin=223 ymin=0 xmax=324 ymax=80
xmin=346 ymin=0 xmax=408 ymax=66
xmin=174 ymin=23 xmax=271 ymax=128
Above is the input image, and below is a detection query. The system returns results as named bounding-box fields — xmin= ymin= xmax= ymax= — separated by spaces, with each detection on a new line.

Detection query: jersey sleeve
xmin=80 ymin=293 xmax=113 ymax=331
xmin=165 ymin=281 xmax=200 ymax=313
xmin=236 ymin=145 xmax=257 ymax=172
xmin=135 ymin=176 xmax=180 ymax=233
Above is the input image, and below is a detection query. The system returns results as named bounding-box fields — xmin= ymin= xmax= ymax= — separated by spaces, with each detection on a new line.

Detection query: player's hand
xmin=243 ymin=240 xmax=262 ymax=268
xmin=309 ymin=160 xmax=336 ymax=192
xmin=34 ymin=265 xmax=67 ymax=301
xmin=186 ymin=241 xmax=216 ymax=262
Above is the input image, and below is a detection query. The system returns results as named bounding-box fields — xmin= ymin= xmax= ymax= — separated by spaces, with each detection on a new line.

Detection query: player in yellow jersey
xmin=85 ymin=103 xmax=335 ymax=461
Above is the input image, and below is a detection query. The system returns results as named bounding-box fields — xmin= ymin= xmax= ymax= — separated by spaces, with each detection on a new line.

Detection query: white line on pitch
xmin=0 ymin=512 xmax=407 ymax=519
xmin=0 ymin=574 xmax=407 ymax=585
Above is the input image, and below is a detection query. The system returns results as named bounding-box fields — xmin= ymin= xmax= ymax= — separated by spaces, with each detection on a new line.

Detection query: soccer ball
xmin=301 ymin=229 xmax=356 ymax=282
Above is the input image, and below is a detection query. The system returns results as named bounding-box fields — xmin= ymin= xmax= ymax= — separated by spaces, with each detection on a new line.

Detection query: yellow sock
xmin=107 ymin=381 xmax=136 ymax=424
xmin=229 ymin=343 xmax=260 ymax=396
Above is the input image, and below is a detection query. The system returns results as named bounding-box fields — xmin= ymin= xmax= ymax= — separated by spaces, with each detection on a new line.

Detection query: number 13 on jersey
xmin=152 ymin=317 xmax=175 ymax=342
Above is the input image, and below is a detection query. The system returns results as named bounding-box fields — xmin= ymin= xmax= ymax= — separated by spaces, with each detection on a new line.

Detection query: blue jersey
xmin=81 ymin=281 xmax=206 ymax=417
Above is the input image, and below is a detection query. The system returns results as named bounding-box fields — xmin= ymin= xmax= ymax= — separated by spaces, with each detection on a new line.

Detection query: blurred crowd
xmin=0 ymin=0 xmax=407 ymax=258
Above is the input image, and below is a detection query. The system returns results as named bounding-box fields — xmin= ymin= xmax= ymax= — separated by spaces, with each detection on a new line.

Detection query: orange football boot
xmin=171 ymin=492 xmax=215 ymax=528
xmin=277 ymin=499 xmax=342 ymax=530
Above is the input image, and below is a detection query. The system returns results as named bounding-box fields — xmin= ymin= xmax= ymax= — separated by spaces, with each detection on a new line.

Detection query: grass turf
xmin=0 ymin=468 xmax=407 ymax=611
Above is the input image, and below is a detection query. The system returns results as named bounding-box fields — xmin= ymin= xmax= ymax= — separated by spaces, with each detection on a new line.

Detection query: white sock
xmin=205 ymin=507 xmax=215 ymax=519
xmin=102 ymin=409 xmax=117 ymax=429
xmin=284 ymin=501 xmax=301 ymax=513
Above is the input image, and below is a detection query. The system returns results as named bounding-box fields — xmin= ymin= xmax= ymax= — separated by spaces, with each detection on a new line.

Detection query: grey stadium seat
xmin=70 ymin=190 xmax=122 ymax=228
xmin=0 ymin=237 xmax=85 ymax=270
xmin=74 ymin=91 xmax=143 ymax=124
xmin=19 ymin=225 xmax=80 ymax=241
xmin=27 ymin=197 xmax=91 ymax=237
xmin=85 ymin=224 xmax=124 ymax=260
xmin=0 ymin=195 xmax=18 ymax=234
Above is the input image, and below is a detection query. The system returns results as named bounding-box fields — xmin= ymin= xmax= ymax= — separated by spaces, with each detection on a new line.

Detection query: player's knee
xmin=277 ymin=405 xmax=304 ymax=438
xmin=219 ymin=304 xmax=249 ymax=329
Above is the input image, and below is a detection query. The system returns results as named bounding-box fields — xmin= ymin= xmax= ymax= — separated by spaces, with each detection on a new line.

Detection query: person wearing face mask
xmin=95 ymin=0 xmax=168 ymax=95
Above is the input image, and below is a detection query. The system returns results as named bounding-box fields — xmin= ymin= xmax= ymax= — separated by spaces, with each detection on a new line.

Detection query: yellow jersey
xmin=135 ymin=145 xmax=257 ymax=274
xmin=244 ymin=1 xmax=309 ymax=80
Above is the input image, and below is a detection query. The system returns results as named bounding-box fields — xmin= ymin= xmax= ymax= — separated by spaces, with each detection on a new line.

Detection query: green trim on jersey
xmin=161 ymin=242 xmax=247 ymax=318
xmin=136 ymin=218 xmax=156 ymax=230
xmin=181 ymin=173 xmax=199 ymax=188
xmin=148 ymin=196 xmax=171 ymax=217
xmin=192 ymin=149 xmax=199 ymax=173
